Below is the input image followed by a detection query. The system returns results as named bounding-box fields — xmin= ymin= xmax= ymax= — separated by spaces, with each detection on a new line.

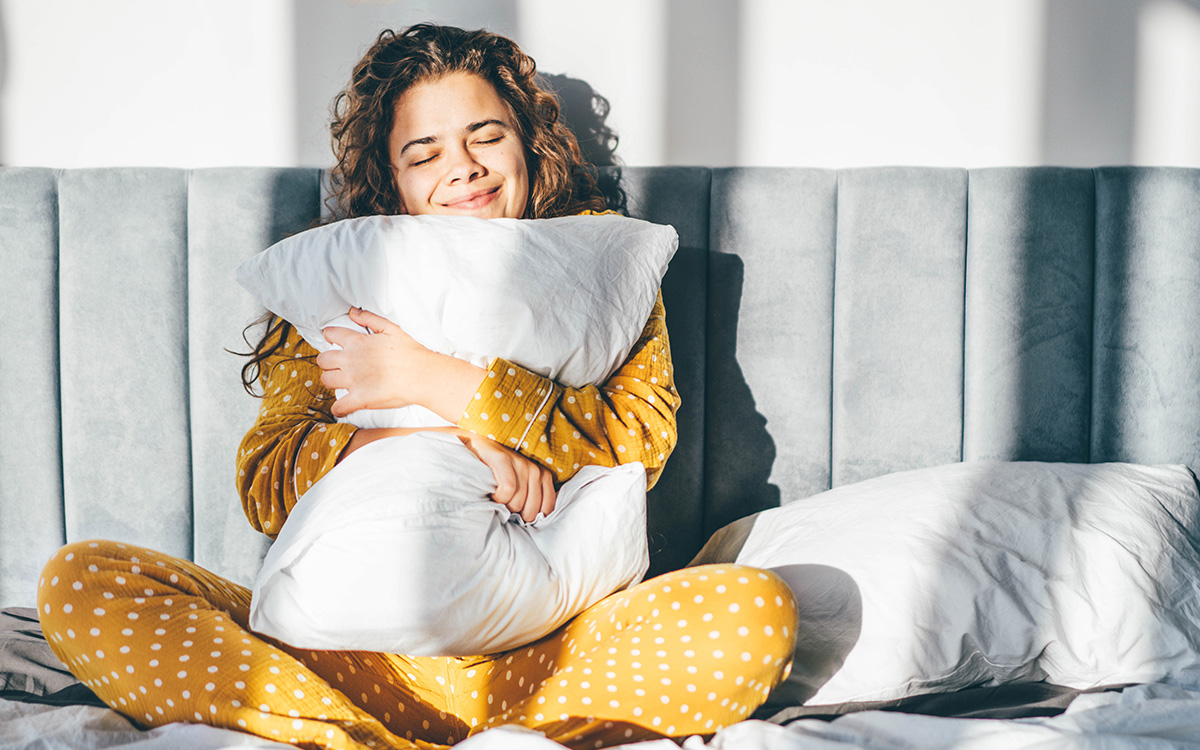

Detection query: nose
xmin=445 ymin=143 xmax=484 ymax=183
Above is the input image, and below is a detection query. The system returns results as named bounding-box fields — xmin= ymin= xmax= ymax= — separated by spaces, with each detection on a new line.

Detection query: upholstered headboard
xmin=3 ymin=166 xmax=1199 ymax=607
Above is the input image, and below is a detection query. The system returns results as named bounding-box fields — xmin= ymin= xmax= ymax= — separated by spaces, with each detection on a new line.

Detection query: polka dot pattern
xmin=236 ymin=323 xmax=355 ymax=538
xmin=39 ymin=543 xmax=797 ymax=749
xmin=460 ymin=292 xmax=679 ymax=490
xmin=39 ymin=541 xmax=407 ymax=750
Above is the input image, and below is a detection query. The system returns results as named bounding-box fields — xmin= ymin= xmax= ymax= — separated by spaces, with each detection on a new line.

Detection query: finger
xmin=314 ymin=349 xmax=343 ymax=371
xmin=489 ymin=453 xmax=519 ymax=508
xmin=329 ymin=385 xmax=368 ymax=417
xmin=521 ymin=465 xmax=541 ymax=524
xmin=507 ymin=461 xmax=531 ymax=520
xmin=321 ymin=325 xmax=349 ymax=344
xmin=319 ymin=368 xmax=348 ymax=392
xmin=540 ymin=471 xmax=557 ymax=517
xmin=348 ymin=307 xmax=397 ymax=335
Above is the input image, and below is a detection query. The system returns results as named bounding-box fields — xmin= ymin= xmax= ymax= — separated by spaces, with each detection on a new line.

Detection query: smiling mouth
xmin=442 ymin=186 xmax=500 ymax=210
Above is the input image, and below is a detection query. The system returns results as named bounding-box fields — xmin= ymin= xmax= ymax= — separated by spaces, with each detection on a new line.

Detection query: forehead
xmin=391 ymin=72 xmax=514 ymax=139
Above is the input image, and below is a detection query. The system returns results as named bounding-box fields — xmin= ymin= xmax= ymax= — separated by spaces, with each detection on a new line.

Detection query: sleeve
xmin=235 ymin=322 xmax=359 ymax=537
xmin=458 ymin=292 xmax=679 ymax=489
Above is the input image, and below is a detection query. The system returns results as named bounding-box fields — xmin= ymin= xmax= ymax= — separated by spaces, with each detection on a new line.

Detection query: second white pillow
xmin=692 ymin=461 xmax=1200 ymax=707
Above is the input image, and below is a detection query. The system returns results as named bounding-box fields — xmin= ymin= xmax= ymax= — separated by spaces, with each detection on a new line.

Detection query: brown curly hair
xmin=240 ymin=23 xmax=611 ymax=394
xmin=328 ymin=23 xmax=608 ymax=221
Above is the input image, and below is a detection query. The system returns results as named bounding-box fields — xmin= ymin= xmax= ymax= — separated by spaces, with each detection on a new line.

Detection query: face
xmin=388 ymin=71 xmax=530 ymax=219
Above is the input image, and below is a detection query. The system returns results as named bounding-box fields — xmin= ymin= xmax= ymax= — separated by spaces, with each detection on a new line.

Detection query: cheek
xmin=508 ymin=152 xmax=530 ymax=207
xmin=394 ymin=172 xmax=426 ymax=212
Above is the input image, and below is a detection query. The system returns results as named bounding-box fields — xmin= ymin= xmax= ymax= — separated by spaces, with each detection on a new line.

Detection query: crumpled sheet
xmin=0 ymin=701 xmax=289 ymax=749
xmin=9 ymin=684 xmax=1200 ymax=750
xmin=699 ymin=684 xmax=1200 ymax=750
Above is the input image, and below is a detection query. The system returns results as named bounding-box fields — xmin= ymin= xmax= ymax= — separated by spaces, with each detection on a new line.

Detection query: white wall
xmin=3 ymin=0 xmax=1199 ymax=169
xmin=1 ymin=0 xmax=297 ymax=167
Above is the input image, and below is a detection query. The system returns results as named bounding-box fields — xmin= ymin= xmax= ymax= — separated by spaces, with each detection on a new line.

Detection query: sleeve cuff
xmin=459 ymin=357 xmax=559 ymax=450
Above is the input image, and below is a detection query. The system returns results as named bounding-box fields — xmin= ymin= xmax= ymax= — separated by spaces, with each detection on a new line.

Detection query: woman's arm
xmin=301 ymin=292 xmax=679 ymax=495
xmin=238 ymin=321 xmax=557 ymax=531
xmin=459 ymin=292 xmax=679 ymax=489
xmin=236 ymin=326 xmax=356 ymax=536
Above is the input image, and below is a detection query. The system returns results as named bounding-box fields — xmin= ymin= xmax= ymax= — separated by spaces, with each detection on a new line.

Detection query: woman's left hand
xmin=317 ymin=307 xmax=483 ymax=420
xmin=457 ymin=431 xmax=557 ymax=523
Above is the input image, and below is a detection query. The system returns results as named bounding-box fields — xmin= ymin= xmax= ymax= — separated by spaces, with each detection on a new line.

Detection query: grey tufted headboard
xmin=2 ymin=165 xmax=1199 ymax=607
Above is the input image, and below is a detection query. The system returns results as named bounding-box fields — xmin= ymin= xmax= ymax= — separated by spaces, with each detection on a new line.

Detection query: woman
xmin=39 ymin=24 xmax=798 ymax=750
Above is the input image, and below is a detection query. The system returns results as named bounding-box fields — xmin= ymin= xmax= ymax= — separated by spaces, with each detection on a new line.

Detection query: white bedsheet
xmin=700 ymin=684 xmax=1200 ymax=750
xmin=9 ymin=685 xmax=1200 ymax=750
xmin=0 ymin=700 xmax=289 ymax=749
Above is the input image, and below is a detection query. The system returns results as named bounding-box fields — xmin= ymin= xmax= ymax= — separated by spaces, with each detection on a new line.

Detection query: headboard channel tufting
xmin=2 ymin=165 xmax=1198 ymax=606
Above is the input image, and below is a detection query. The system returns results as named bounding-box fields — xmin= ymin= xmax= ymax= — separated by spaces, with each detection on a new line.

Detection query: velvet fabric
xmin=2 ymin=165 xmax=1198 ymax=604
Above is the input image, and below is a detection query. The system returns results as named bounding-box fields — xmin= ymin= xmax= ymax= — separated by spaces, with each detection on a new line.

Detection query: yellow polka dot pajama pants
xmin=38 ymin=541 xmax=798 ymax=749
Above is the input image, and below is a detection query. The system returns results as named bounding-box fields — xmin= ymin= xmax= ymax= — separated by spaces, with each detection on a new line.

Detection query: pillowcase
xmin=691 ymin=461 xmax=1200 ymax=707
xmin=249 ymin=432 xmax=649 ymax=655
xmin=236 ymin=212 xmax=678 ymax=428
xmin=240 ymin=214 xmax=673 ymax=655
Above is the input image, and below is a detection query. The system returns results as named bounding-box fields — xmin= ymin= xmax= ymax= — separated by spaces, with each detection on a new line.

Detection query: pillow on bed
xmin=250 ymin=432 xmax=649 ymax=655
xmin=691 ymin=461 xmax=1200 ymax=708
xmin=236 ymin=212 xmax=678 ymax=428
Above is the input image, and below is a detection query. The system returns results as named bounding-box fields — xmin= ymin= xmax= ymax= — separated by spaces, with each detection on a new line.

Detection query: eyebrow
xmin=399 ymin=119 xmax=510 ymax=157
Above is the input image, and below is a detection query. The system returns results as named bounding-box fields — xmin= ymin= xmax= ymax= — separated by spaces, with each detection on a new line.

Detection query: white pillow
xmin=250 ymin=432 xmax=649 ymax=655
xmin=691 ymin=461 xmax=1200 ymax=707
xmin=235 ymin=213 xmax=678 ymax=428
xmin=239 ymin=214 xmax=673 ymax=655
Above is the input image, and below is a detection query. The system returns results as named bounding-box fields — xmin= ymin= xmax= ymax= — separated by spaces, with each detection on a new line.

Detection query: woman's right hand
xmin=342 ymin=427 xmax=557 ymax=523
xmin=456 ymin=431 xmax=557 ymax=523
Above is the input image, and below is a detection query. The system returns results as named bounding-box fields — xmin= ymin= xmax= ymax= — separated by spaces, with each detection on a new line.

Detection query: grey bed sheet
xmin=0 ymin=607 xmax=103 ymax=707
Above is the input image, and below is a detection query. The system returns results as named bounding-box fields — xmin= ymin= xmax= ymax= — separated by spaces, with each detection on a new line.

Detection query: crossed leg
xmin=38 ymin=542 xmax=797 ymax=750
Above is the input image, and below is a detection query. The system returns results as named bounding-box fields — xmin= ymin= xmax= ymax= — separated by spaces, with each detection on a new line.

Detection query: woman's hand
xmin=457 ymin=431 xmax=557 ymax=523
xmin=343 ymin=425 xmax=558 ymax=522
xmin=317 ymin=308 xmax=484 ymax=422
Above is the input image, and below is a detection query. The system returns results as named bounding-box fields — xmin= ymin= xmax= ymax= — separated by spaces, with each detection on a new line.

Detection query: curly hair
xmin=327 ymin=23 xmax=609 ymax=221
xmin=240 ymin=24 xmax=612 ymax=394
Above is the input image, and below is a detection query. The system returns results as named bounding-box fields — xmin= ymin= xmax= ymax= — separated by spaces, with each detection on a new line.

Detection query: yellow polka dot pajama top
xmin=38 ymin=295 xmax=799 ymax=749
